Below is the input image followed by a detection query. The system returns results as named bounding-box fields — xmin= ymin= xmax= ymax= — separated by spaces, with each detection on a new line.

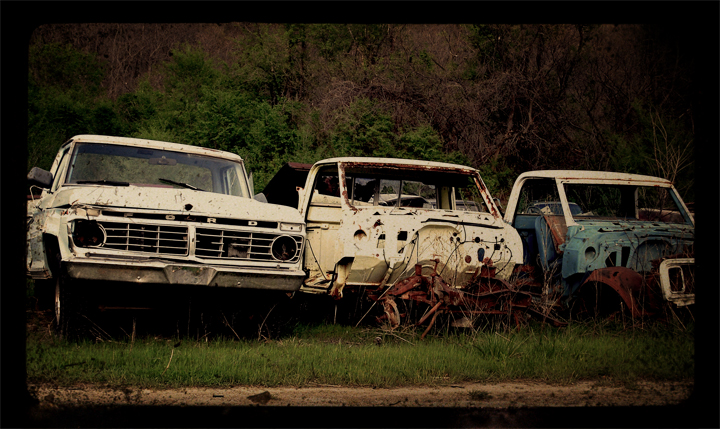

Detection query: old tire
xmin=54 ymin=275 xmax=83 ymax=339
xmin=31 ymin=279 xmax=55 ymax=311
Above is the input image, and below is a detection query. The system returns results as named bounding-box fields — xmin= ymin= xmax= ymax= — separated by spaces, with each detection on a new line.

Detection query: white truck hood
xmin=43 ymin=185 xmax=304 ymax=223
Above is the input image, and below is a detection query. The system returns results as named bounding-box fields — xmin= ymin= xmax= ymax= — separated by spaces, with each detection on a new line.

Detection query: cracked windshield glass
xmin=65 ymin=143 xmax=250 ymax=197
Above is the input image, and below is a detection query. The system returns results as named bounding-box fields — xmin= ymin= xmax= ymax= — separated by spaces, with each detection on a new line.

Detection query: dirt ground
xmin=22 ymin=380 xmax=698 ymax=428
xmin=28 ymin=379 xmax=693 ymax=409
xmin=22 ymin=309 xmax=698 ymax=427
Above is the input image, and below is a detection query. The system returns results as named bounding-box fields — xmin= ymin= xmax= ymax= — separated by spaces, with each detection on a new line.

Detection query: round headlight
xmin=271 ymin=235 xmax=298 ymax=261
xmin=73 ymin=219 xmax=106 ymax=248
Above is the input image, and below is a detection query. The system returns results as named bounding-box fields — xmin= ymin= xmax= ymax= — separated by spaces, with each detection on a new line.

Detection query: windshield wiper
xmin=76 ymin=180 xmax=129 ymax=186
xmin=158 ymin=178 xmax=206 ymax=192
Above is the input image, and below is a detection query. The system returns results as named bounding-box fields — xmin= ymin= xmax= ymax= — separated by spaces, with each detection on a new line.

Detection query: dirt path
xmin=29 ymin=379 xmax=693 ymax=409
xmin=23 ymin=310 xmax=698 ymax=427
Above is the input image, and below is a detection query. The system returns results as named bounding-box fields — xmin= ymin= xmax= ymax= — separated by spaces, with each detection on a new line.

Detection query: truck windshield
xmin=563 ymin=184 xmax=691 ymax=224
xmin=339 ymin=166 xmax=490 ymax=212
xmin=64 ymin=143 xmax=250 ymax=198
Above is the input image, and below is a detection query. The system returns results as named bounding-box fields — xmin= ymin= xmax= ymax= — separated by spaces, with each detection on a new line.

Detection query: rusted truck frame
xmin=503 ymin=170 xmax=695 ymax=319
xmin=27 ymin=135 xmax=306 ymax=337
xmin=263 ymin=158 xmax=561 ymax=333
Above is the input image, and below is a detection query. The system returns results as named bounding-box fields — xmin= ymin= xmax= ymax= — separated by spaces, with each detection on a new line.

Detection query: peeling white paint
xmin=297 ymin=158 xmax=524 ymax=296
xmin=26 ymin=135 xmax=306 ymax=292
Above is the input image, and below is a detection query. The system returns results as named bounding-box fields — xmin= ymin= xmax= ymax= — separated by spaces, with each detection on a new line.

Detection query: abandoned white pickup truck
xmin=262 ymin=158 xmax=531 ymax=331
xmin=504 ymin=170 xmax=695 ymax=319
xmin=27 ymin=135 xmax=306 ymax=336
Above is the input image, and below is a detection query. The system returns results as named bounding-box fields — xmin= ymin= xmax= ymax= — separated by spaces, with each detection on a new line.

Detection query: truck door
xmin=303 ymin=166 xmax=343 ymax=287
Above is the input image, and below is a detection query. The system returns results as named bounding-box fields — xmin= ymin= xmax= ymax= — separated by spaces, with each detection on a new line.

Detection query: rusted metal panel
xmin=324 ymin=201 xmax=521 ymax=289
xmin=371 ymin=263 xmax=566 ymax=332
xmin=291 ymin=157 xmax=545 ymax=328
xmin=336 ymin=157 xmax=480 ymax=174
xmin=505 ymin=169 xmax=694 ymax=319
xmin=542 ymin=215 xmax=567 ymax=253
xmin=505 ymin=170 xmax=695 ymax=316
xmin=581 ymin=267 xmax=645 ymax=318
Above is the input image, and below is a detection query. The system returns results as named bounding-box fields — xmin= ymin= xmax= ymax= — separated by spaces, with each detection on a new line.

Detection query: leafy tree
xmin=27 ymin=43 xmax=125 ymax=171
xmin=323 ymin=97 xmax=466 ymax=167
xmin=28 ymin=42 xmax=105 ymax=96
xmin=231 ymin=24 xmax=294 ymax=104
xmin=327 ymin=98 xmax=395 ymax=157
xmin=115 ymin=80 xmax=158 ymax=135
xmin=27 ymin=23 xmax=696 ymax=204
xmin=163 ymin=44 xmax=220 ymax=102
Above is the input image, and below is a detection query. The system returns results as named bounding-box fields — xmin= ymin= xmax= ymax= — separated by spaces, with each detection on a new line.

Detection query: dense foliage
xmin=28 ymin=24 xmax=696 ymax=201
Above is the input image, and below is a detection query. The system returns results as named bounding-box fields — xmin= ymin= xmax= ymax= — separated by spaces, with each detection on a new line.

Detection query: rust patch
xmin=581 ymin=267 xmax=645 ymax=317
xmin=373 ymin=262 xmax=566 ymax=330
xmin=474 ymin=177 xmax=499 ymax=218
xmin=343 ymin=161 xmax=476 ymax=175
xmin=338 ymin=164 xmax=359 ymax=213
xmin=382 ymin=298 xmax=401 ymax=328
xmin=542 ymin=215 xmax=568 ymax=253
xmin=476 ymin=177 xmax=487 ymax=192
xmin=480 ymin=266 xmax=496 ymax=278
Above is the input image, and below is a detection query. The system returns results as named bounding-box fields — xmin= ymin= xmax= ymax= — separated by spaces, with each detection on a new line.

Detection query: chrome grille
xmin=100 ymin=221 xmax=188 ymax=255
xmin=195 ymin=228 xmax=302 ymax=262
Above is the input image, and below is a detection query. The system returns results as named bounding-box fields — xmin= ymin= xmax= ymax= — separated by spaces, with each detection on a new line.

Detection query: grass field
xmin=26 ymin=316 xmax=694 ymax=389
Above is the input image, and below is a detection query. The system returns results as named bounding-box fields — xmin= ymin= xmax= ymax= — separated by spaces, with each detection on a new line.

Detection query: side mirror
xmin=27 ymin=167 xmax=53 ymax=189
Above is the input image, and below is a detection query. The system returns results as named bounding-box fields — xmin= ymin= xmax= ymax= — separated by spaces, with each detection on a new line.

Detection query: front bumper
xmin=63 ymin=256 xmax=306 ymax=291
